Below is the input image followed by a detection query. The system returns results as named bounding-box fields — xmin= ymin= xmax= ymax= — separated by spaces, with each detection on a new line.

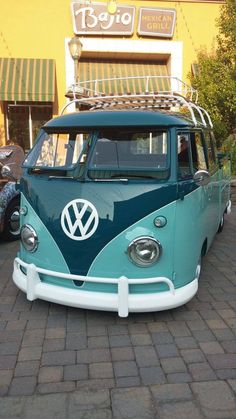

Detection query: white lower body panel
xmin=13 ymin=257 xmax=198 ymax=317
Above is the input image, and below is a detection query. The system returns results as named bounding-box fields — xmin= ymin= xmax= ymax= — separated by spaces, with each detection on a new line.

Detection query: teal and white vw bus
xmin=13 ymin=80 xmax=231 ymax=317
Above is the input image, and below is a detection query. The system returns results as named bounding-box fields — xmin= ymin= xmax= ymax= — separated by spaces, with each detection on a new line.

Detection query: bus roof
xmin=44 ymin=109 xmax=196 ymax=130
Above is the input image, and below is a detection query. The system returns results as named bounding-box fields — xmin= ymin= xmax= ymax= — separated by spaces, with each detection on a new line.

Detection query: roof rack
xmin=66 ymin=76 xmax=198 ymax=100
xmin=62 ymin=76 xmax=213 ymax=128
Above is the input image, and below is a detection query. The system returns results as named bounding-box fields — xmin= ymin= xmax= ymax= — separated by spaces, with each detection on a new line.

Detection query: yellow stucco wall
xmin=0 ymin=0 xmax=223 ymax=144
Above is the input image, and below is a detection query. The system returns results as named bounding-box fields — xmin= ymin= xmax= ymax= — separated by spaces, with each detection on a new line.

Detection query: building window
xmin=5 ymin=103 xmax=53 ymax=152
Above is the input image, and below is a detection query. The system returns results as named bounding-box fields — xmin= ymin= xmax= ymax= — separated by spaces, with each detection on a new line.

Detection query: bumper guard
xmin=13 ymin=257 xmax=198 ymax=317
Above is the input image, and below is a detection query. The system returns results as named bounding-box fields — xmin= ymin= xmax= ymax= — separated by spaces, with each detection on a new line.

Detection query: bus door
xmin=190 ymin=131 xmax=219 ymax=243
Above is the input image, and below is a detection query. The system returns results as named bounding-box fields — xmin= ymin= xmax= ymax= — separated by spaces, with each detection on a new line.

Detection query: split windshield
xmin=23 ymin=131 xmax=90 ymax=169
xmin=23 ymin=128 xmax=169 ymax=179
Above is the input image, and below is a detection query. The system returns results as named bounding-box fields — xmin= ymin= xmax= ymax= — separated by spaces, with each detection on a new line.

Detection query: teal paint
xmin=173 ymin=177 xmax=221 ymax=284
xmin=87 ymin=200 xmax=177 ymax=293
xmin=19 ymin=194 xmax=70 ymax=275
xmin=44 ymin=110 xmax=193 ymax=130
xmin=19 ymin=175 xmax=179 ymax=276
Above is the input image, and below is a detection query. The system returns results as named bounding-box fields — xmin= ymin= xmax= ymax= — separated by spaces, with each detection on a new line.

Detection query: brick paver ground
xmin=0 ymin=208 xmax=236 ymax=418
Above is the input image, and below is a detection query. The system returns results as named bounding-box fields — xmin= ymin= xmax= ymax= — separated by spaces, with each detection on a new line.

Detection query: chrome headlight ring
xmin=127 ymin=236 xmax=162 ymax=267
xmin=20 ymin=224 xmax=38 ymax=252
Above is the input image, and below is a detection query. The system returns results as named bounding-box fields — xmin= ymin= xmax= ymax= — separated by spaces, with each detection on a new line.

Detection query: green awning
xmin=79 ymin=59 xmax=170 ymax=95
xmin=0 ymin=58 xmax=55 ymax=102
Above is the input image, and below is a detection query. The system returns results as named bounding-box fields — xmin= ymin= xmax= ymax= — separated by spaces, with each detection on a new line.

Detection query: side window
xmin=190 ymin=132 xmax=207 ymax=171
xmin=210 ymin=132 xmax=218 ymax=157
xmin=177 ymin=133 xmax=192 ymax=179
xmin=130 ymin=132 xmax=167 ymax=156
xmin=205 ymin=131 xmax=217 ymax=173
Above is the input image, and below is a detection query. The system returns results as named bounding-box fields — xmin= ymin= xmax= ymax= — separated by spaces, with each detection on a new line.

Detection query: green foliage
xmin=189 ymin=0 xmax=236 ymax=147
xmin=217 ymin=0 xmax=236 ymax=63
xmin=222 ymin=134 xmax=236 ymax=175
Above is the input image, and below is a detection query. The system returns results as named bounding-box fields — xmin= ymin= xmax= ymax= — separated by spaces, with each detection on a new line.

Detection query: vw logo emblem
xmin=61 ymin=199 xmax=99 ymax=241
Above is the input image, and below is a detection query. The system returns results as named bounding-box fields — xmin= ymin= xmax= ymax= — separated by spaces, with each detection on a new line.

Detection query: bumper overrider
xmin=13 ymin=257 xmax=198 ymax=317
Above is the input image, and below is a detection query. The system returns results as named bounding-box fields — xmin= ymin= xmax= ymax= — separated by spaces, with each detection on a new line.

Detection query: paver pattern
xmin=0 ymin=209 xmax=236 ymax=418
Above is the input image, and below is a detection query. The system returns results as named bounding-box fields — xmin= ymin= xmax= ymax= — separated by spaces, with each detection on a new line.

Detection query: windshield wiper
xmin=93 ymin=178 xmax=128 ymax=182
xmin=48 ymin=175 xmax=75 ymax=180
xmin=110 ymin=173 xmax=157 ymax=180
xmin=29 ymin=167 xmax=75 ymax=179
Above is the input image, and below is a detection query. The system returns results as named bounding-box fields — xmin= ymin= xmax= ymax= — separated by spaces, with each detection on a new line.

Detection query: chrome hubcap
xmin=196 ymin=259 xmax=201 ymax=280
xmin=9 ymin=210 xmax=20 ymax=235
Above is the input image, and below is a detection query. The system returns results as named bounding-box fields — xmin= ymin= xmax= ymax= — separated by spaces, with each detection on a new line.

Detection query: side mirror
xmin=193 ymin=169 xmax=211 ymax=186
xmin=1 ymin=164 xmax=17 ymax=181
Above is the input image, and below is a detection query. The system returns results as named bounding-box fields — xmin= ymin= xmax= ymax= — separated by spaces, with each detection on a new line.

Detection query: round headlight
xmin=20 ymin=224 xmax=38 ymax=252
xmin=127 ymin=236 xmax=162 ymax=267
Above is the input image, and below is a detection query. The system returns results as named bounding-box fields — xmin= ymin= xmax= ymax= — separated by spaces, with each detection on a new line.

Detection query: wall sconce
xmin=68 ymin=36 xmax=83 ymax=85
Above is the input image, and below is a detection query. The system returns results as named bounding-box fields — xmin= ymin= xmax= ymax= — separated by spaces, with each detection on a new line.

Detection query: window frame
xmin=22 ymin=129 xmax=92 ymax=171
xmin=86 ymin=127 xmax=171 ymax=180
xmin=5 ymin=102 xmax=53 ymax=152
xmin=177 ymin=129 xmax=209 ymax=181
xmin=204 ymin=130 xmax=218 ymax=174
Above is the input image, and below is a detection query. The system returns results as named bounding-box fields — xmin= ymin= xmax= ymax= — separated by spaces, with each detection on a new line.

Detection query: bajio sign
xmin=71 ymin=2 xmax=136 ymax=35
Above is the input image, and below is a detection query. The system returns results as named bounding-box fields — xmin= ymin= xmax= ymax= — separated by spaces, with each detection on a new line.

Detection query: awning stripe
xmin=79 ymin=60 xmax=170 ymax=95
xmin=0 ymin=58 xmax=55 ymax=101
xmin=29 ymin=59 xmax=35 ymax=101
xmin=38 ymin=59 xmax=43 ymax=101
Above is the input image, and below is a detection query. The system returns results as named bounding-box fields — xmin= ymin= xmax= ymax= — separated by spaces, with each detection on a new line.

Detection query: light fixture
xmin=127 ymin=236 xmax=162 ymax=267
xmin=68 ymin=36 xmax=83 ymax=61
xmin=21 ymin=224 xmax=38 ymax=252
xmin=154 ymin=216 xmax=167 ymax=228
xmin=68 ymin=36 xmax=83 ymax=85
xmin=107 ymin=0 xmax=117 ymax=14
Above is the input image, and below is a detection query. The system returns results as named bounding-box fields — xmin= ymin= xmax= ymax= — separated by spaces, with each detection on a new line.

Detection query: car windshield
xmin=23 ymin=128 xmax=169 ymax=180
xmin=23 ymin=130 xmax=92 ymax=170
xmin=88 ymin=129 xmax=169 ymax=180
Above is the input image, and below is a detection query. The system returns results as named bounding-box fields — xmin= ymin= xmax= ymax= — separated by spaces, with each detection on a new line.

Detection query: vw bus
xmin=12 ymin=79 xmax=231 ymax=317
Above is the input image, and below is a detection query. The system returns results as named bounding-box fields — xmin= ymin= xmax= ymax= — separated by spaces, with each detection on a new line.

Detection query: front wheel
xmin=2 ymin=198 xmax=20 ymax=241
xmin=195 ymin=257 xmax=202 ymax=281
xmin=217 ymin=213 xmax=224 ymax=233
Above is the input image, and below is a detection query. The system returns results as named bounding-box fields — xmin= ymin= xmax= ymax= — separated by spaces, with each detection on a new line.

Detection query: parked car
xmin=0 ymin=145 xmax=24 ymax=241
xmin=12 ymin=80 xmax=231 ymax=316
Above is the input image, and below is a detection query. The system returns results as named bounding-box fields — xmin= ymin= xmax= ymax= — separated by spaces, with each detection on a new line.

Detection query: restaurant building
xmin=0 ymin=0 xmax=224 ymax=150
